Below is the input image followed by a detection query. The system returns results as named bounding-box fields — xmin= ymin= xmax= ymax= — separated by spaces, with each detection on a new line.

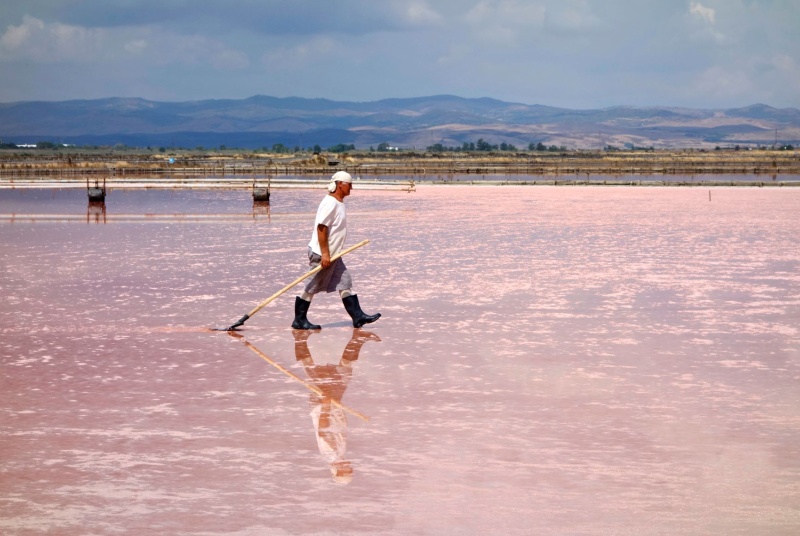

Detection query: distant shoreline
xmin=1 ymin=150 xmax=799 ymax=180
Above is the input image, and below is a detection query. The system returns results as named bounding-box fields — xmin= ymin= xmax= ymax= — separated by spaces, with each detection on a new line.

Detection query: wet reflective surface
xmin=1 ymin=185 xmax=799 ymax=535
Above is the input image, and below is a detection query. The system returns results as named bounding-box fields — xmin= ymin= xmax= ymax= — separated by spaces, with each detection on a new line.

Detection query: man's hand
xmin=317 ymin=223 xmax=331 ymax=268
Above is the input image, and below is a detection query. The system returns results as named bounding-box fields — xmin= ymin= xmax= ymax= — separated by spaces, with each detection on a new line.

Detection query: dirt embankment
xmin=1 ymin=149 xmax=798 ymax=176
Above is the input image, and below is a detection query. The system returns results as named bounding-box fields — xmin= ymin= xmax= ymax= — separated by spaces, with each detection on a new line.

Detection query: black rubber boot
xmin=342 ymin=294 xmax=381 ymax=328
xmin=291 ymin=296 xmax=321 ymax=330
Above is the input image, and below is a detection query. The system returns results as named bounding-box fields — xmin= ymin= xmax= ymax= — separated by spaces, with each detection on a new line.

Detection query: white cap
xmin=331 ymin=171 xmax=352 ymax=183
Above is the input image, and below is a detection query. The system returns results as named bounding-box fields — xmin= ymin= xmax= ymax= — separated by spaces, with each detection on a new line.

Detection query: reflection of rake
xmin=214 ymin=239 xmax=370 ymax=331
xmin=227 ymin=332 xmax=370 ymax=423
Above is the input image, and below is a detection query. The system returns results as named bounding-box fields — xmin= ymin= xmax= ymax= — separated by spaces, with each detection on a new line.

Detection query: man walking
xmin=291 ymin=171 xmax=381 ymax=330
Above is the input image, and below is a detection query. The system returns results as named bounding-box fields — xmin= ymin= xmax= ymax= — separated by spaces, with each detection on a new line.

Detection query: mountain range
xmin=1 ymin=95 xmax=799 ymax=150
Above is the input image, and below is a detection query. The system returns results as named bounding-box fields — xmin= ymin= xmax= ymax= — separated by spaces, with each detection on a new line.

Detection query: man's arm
xmin=317 ymin=223 xmax=331 ymax=268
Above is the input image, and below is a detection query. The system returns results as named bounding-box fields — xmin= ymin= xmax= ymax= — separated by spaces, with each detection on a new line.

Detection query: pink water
xmin=1 ymin=185 xmax=799 ymax=535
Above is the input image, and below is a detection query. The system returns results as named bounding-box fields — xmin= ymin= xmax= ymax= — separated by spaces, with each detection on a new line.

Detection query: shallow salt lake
xmin=1 ymin=185 xmax=799 ymax=535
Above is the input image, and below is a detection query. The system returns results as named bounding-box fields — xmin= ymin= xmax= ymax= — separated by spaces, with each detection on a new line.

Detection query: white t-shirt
xmin=308 ymin=195 xmax=347 ymax=256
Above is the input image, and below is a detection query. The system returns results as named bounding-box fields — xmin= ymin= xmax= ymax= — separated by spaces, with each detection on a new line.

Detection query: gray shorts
xmin=303 ymin=247 xmax=353 ymax=294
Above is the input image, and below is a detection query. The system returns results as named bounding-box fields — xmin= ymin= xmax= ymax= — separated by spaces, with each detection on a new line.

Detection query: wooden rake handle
xmin=225 ymin=239 xmax=370 ymax=330
xmin=246 ymin=239 xmax=370 ymax=318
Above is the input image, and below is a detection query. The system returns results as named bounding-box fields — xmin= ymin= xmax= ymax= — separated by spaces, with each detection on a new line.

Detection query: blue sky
xmin=1 ymin=0 xmax=798 ymax=108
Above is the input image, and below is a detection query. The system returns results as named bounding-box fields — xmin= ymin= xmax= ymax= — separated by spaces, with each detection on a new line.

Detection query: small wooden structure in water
xmin=252 ymin=177 xmax=271 ymax=202
xmin=87 ymin=178 xmax=106 ymax=201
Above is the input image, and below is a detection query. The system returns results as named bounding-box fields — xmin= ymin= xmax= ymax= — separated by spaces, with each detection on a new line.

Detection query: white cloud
xmin=688 ymin=1 xmax=723 ymax=42
xmin=465 ymin=1 xmax=546 ymax=28
xmin=771 ymin=54 xmax=799 ymax=77
xmin=208 ymin=48 xmax=250 ymax=70
xmin=761 ymin=54 xmax=800 ymax=103
xmin=461 ymin=0 xmax=601 ymax=47
xmin=0 ymin=15 xmax=106 ymax=62
xmin=436 ymin=43 xmax=470 ymax=65
xmin=0 ymin=15 xmax=249 ymax=70
xmin=545 ymin=0 xmax=600 ymax=31
xmin=0 ymin=14 xmax=42 ymax=49
xmin=464 ymin=1 xmax=546 ymax=45
xmin=693 ymin=65 xmax=754 ymax=101
xmin=124 ymin=39 xmax=148 ymax=55
xmin=689 ymin=1 xmax=716 ymax=25
xmin=403 ymin=2 xmax=444 ymax=25
xmin=261 ymin=37 xmax=340 ymax=71
xmin=1 ymin=1 xmax=798 ymax=107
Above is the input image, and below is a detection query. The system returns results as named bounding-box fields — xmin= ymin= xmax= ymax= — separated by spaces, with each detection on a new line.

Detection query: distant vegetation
xmin=426 ymin=139 xmax=520 ymax=152
xmin=0 ymin=137 xmax=795 ymax=155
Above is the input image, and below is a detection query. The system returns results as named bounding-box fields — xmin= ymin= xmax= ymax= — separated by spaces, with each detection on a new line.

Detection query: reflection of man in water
xmin=293 ymin=328 xmax=380 ymax=484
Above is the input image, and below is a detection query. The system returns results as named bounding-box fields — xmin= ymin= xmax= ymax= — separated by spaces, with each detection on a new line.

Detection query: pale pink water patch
xmin=1 ymin=186 xmax=799 ymax=535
